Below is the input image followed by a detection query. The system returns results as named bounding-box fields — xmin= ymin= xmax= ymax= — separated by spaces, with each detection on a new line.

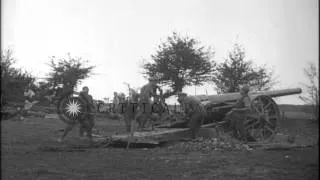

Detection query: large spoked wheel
xmin=57 ymin=91 xmax=88 ymax=124
xmin=244 ymin=95 xmax=280 ymax=142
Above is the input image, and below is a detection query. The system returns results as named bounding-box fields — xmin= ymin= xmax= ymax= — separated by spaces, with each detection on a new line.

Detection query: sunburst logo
xmin=65 ymin=99 xmax=81 ymax=116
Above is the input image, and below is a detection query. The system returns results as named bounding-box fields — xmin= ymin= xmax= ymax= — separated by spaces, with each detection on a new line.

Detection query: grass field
xmin=1 ymin=108 xmax=319 ymax=180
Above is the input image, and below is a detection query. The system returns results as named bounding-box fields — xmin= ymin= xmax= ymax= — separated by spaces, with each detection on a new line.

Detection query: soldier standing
xmin=112 ymin=92 xmax=120 ymax=114
xmin=177 ymin=92 xmax=206 ymax=139
xmin=58 ymin=86 xmax=96 ymax=142
xmin=137 ymin=78 xmax=163 ymax=129
xmin=113 ymin=92 xmax=119 ymax=105
xmin=224 ymin=85 xmax=251 ymax=141
xmin=78 ymin=86 xmax=96 ymax=140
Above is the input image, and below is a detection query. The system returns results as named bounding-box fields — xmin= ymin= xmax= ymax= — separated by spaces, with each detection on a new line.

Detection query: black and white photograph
xmin=1 ymin=0 xmax=319 ymax=179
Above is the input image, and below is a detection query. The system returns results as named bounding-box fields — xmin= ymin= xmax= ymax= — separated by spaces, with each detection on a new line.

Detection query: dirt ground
xmin=1 ymin=111 xmax=319 ymax=180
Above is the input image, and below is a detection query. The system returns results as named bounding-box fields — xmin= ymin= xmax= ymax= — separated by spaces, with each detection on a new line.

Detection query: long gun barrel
xmin=192 ymin=88 xmax=302 ymax=104
xmin=250 ymin=88 xmax=302 ymax=98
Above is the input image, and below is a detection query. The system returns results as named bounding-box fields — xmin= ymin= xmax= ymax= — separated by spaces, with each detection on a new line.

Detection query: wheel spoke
xmin=264 ymin=125 xmax=275 ymax=134
xmin=244 ymin=118 xmax=255 ymax=125
xmin=260 ymin=103 xmax=264 ymax=114
xmin=254 ymin=106 xmax=261 ymax=113
xmin=247 ymin=96 xmax=279 ymax=142
xmin=246 ymin=120 xmax=260 ymax=129
xmin=252 ymin=129 xmax=262 ymax=141
xmin=259 ymin=130 xmax=265 ymax=140
xmin=258 ymin=97 xmax=262 ymax=103
xmin=264 ymin=101 xmax=272 ymax=110
xmin=264 ymin=119 xmax=275 ymax=127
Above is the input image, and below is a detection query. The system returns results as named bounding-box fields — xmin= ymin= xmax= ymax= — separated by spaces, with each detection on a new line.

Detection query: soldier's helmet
xmin=82 ymin=86 xmax=89 ymax=92
xmin=148 ymin=77 xmax=157 ymax=83
xmin=176 ymin=91 xmax=187 ymax=97
xmin=240 ymin=85 xmax=250 ymax=94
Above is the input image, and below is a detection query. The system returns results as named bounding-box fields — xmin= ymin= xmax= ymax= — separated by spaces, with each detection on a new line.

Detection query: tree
xmin=299 ymin=62 xmax=319 ymax=121
xmin=46 ymin=53 xmax=95 ymax=91
xmin=212 ymin=43 xmax=275 ymax=93
xmin=1 ymin=49 xmax=35 ymax=105
xmin=143 ymin=32 xmax=215 ymax=98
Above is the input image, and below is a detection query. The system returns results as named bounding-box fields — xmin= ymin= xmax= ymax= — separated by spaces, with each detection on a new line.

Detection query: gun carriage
xmin=193 ymin=88 xmax=302 ymax=142
xmin=56 ymin=88 xmax=302 ymax=143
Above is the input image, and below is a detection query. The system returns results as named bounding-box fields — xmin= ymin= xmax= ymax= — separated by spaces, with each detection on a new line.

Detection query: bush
xmin=1 ymin=49 xmax=35 ymax=105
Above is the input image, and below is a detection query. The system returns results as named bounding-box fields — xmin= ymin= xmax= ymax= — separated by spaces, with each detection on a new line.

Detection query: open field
xmin=1 ymin=108 xmax=319 ymax=180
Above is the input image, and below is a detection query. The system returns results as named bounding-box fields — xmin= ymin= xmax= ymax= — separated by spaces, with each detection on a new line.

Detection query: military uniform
xmin=24 ymin=89 xmax=35 ymax=102
xmin=78 ymin=91 xmax=95 ymax=138
xmin=58 ymin=87 xmax=96 ymax=142
xmin=140 ymin=82 xmax=159 ymax=103
xmin=23 ymin=89 xmax=35 ymax=110
xmin=21 ymin=88 xmax=39 ymax=118
xmin=137 ymin=81 xmax=162 ymax=128
xmin=225 ymin=91 xmax=251 ymax=141
xmin=179 ymin=95 xmax=206 ymax=139
xmin=123 ymin=91 xmax=140 ymax=132
xmin=111 ymin=93 xmax=121 ymax=115
xmin=232 ymin=95 xmax=251 ymax=109
xmin=113 ymin=94 xmax=120 ymax=105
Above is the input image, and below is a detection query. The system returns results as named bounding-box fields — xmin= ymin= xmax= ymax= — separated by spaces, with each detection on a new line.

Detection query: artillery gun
xmin=189 ymin=88 xmax=302 ymax=142
xmin=56 ymin=88 xmax=302 ymax=145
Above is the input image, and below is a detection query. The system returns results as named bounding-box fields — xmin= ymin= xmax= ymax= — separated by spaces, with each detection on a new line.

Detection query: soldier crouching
xmin=224 ymin=85 xmax=251 ymax=142
xmin=177 ymin=92 xmax=206 ymax=139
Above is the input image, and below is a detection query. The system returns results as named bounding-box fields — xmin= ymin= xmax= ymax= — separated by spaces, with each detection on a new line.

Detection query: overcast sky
xmin=2 ymin=0 xmax=318 ymax=104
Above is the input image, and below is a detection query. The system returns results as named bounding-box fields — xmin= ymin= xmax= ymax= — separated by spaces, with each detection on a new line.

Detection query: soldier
xmin=58 ymin=86 xmax=96 ymax=142
xmin=111 ymin=92 xmax=120 ymax=115
xmin=224 ymin=85 xmax=251 ymax=141
xmin=123 ymin=89 xmax=140 ymax=132
xmin=177 ymin=92 xmax=206 ymax=139
xmin=20 ymin=85 xmax=39 ymax=119
xmin=125 ymin=81 xmax=161 ymax=148
xmin=118 ymin=93 xmax=126 ymax=104
xmin=62 ymin=81 xmax=74 ymax=94
xmin=24 ymin=85 xmax=35 ymax=102
xmin=137 ymin=78 xmax=163 ymax=129
xmin=78 ymin=86 xmax=96 ymax=140
xmin=113 ymin=92 xmax=119 ymax=106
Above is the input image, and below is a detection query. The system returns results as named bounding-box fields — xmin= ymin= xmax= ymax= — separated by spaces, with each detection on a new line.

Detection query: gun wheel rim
xmin=244 ymin=95 xmax=279 ymax=142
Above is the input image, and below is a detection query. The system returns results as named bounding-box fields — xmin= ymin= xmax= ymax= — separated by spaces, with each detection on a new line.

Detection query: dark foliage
xmin=46 ymin=53 xmax=95 ymax=91
xmin=212 ymin=43 xmax=275 ymax=93
xmin=143 ymin=32 xmax=215 ymax=98
xmin=1 ymin=49 xmax=35 ymax=105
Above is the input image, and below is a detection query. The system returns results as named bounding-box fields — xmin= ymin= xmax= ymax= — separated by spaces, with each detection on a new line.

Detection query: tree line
xmin=1 ymin=32 xmax=318 ymax=120
xmin=143 ymin=32 xmax=275 ymax=97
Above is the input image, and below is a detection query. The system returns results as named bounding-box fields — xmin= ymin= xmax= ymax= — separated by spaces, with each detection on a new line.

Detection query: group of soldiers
xmin=176 ymin=85 xmax=251 ymax=140
xmin=58 ymin=77 xmax=252 ymax=142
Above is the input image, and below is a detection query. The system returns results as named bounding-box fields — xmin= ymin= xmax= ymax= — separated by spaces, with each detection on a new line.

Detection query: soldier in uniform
xmin=224 ymin=85 xmax=251 ymax=141
xmin=58 ymin=86 xmax=96 ymax=142
xmin=113 ymin=92 xmax=119 ymax=105
xmin=111 ymin=92 xmax=120 ymax=115
xmin=78 ymin=86 xmax=96 ymax=140
xmin=125 ymin=80 xmax=162 ymax=148
xmin=118 ymin=93 xmax=126 ymax=104
xmin=177 ymin=92 xmax=206 ymax=139
xmin=20 ymin=85 xmax=39 ymax=119
xmin=136 ymin=78 xmax=163 ymax=129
